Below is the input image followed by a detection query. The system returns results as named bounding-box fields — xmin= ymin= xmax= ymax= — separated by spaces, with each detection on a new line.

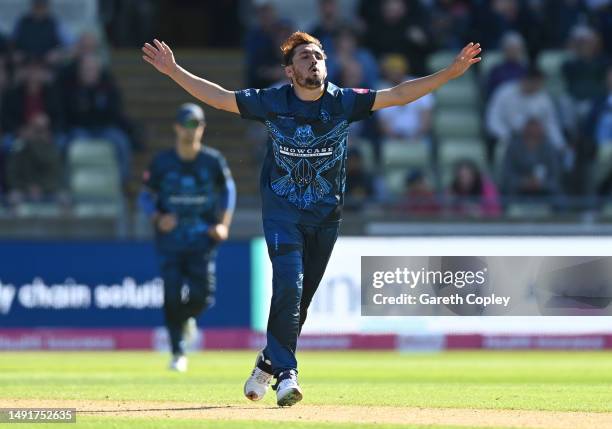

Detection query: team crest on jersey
xmin=294 ymin=125 xmax=316 ymax=147
xmin=265 ymin=120 xmax=349 ymax=209
xmin=319 ymin=109 xmax=330 ymax=123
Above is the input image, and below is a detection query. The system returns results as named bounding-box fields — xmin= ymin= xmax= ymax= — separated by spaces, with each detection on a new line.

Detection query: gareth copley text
xmin=370 ymin=267 xmax=511 ymax=308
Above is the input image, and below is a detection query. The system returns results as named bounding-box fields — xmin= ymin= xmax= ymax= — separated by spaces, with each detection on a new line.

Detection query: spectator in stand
xmin=244 ymin=1 xmax=286 ymax=88
xmin=12 ymin=0 xmax=69 ymax=66
xmin=339 ymin=58 xmax=383 ymax=164
xmin=59 ymin=32 xmax=107 ymax=90
xmin=6 ymin=113 xmax=64 ymax=205
xmin=447 ymin=159 xmax=501 ymax=217
xmin=327 ymin=26 xmax=379 ymax=88
xmin=486 ymin=32 xmax=528 ymax=99
xmin=429 ymin=0 xmax=473 ymax=50
xmin=0 ymin=150 xmax=5 ymax=198
xmin=0 ymin=61 xmax=7 ymax=196
xmin=0 ymin=58 xmax=7 ymax=124
xmin=501 ymin=117 xmax=563 ymax=198
xmin=345 ymin=148 xmax=376 ymax=211
xmin=0 ymin=31 xmax=9 ymax=64
xmin=310 ymin=0 xmax=344 ymax=55
xmin=397 ymin=170 xmax=441 ymax=215
xmin=562 ymin=26 xmax=610 ymax=116
xmin=471 ymin=0 xmax=522 ymax=50
xmin=63 ymin=54 xmax=131 ymax=182
xmin=363 ymin=0 xmax=433 ymax=76
xmin=486 ymin=67 xmax=567 ymax=154
xmin=545 ymin=0 xmax=589 ymax=49
xmin=376 ymin=54 xmax=434 ymax=142
xmin=471 ymin=0 xmax=548 ymax=59
xmin=98 ymin=0 xmax=157 ymax=47
xmin=589 ymin=0 xmax=612 ymax=56
xmin=0 ymin=58 xmax=64 ymax=147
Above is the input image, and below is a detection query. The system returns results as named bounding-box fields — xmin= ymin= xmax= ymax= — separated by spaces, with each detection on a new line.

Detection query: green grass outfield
xmin=0 ymin=351 xmax=611 ymax=428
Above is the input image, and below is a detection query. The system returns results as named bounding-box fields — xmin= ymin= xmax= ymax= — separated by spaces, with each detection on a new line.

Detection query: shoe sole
xmin=276 ymin=388 xmax=303 ymax=407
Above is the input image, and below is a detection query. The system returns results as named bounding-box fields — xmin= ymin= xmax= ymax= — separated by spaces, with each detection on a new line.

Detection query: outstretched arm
xmin=372 ymin=42 xmax=482 ymax=111
xmin=142 ymin=39 xmax=239 ymax=114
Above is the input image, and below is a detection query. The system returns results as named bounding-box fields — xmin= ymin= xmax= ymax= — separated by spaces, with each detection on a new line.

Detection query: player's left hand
xmin=208 ymin=224 xmax=229 ymax=241
xmin=445 ymin=42 xmax=482 ymax=79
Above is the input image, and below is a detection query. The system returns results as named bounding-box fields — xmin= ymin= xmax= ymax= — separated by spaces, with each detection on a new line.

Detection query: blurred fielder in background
xmin=140 ymin=103 xmax=236 ymax=373
xmin=142 ymin=31 xmax=480 ymax=406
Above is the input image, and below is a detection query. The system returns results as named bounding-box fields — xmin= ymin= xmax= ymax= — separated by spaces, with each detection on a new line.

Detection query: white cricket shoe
xmin=275 ymin=370 xmax=303 ymax=407
xmin=243 ymin=351 xmax=273 ymax=401
xmin=169 ymin=354 xmax=188 ymax=372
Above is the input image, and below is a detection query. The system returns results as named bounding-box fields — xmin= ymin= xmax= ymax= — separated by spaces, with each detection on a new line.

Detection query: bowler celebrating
xmin=142 ymin=32 xmax=480 ymax=405
xmin=141 ymin=103 xmax=236 ymax=373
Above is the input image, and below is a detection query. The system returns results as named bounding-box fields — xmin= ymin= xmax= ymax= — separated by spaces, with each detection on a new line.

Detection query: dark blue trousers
xmin=158 ymin=248 xmax=216 ymax=355
xmin=262 ymin=219 xmax=339 ymax=375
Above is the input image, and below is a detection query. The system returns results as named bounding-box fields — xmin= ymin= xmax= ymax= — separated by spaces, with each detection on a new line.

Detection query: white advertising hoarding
xmin=252 ymin=237 xmax=612 ymax=334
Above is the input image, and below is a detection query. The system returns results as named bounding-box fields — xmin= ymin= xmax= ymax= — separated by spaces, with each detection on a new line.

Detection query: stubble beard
xmin=294 ymin=69 xmax=325 ymax=89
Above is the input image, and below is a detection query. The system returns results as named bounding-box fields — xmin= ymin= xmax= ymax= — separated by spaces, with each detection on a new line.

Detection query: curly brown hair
xmin=280 ymin=31 xmax=325 ymax=66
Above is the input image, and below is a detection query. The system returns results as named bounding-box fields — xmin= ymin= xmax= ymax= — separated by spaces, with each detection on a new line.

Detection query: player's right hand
xmin=142 ymin=39 xmax=177 ymax=76
xmin=157 ymin=213 xmax=177 ymax=232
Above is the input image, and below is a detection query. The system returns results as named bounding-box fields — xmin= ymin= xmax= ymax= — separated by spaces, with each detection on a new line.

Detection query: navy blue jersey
xmin=144 ymin=147 xmax=236 ymax=251
xmin=235 ymin=82 xmax=376 ymax=225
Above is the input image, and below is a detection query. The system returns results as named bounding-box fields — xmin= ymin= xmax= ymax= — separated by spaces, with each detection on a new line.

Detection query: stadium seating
xmin=351 ymin=138 xmax=376 ymax=172
xmin=427 ymin=51 xmax=458 ymax=74
xmin=595 ymin=141 xmax=612 ymax=188
xmin=384 ymin=169 xmax=410 ymax=195
xmin=435 ymin=79 xmax=479 ymax=108
xmin=506 ymin=202 xmax=553 ymax=218
xmin=68 ymin=139 xmax=122 ymax=217
xmin=14 ymin=202 xmax=63 ymax=218
xmin=0 ymin=0 xmax=99 ymax=37
xmin=600 ymin=203 xmax=612 ymax=218
xmin=381 ymin=139 xmax=432 ymax=195
xmin=262 ymin=0 xmax=358 ymax=31
xmin=438 ymin=138 xmax=488 ymax=186
xmin=477 ymin=50 xmax=503 ymax=80
xmin=537 ymin=50 xmax=572 ymax=96
xmin=70 ymin=169 xmax=120 ymax=200
xmin=493 ymin=140 xmax=509 ymax=182
xmin=67 ymin=139 xmax=119 ymax=171
xmin=382 ymin=139 xmax=431 ymax=169
xmin=433 ymin=109 xmax=481 ymax=140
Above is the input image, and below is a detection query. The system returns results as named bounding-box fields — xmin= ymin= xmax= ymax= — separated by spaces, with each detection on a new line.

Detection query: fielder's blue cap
xmin=176 ymin=103 xmax=205 ymax=128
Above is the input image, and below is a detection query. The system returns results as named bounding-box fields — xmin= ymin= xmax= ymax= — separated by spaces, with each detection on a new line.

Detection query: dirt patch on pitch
xmin=2 ymin=399 xmax=612 ymax=428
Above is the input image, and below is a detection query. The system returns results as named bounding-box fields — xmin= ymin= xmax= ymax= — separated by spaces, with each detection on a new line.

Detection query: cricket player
xmin=141 ymin=103 xmax=236 ymax=372
xmin=142 ymin=32 xmax=480 ymax=405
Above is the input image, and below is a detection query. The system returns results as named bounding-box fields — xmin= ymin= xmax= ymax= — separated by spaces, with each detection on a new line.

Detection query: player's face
xmin=174 ymin=122 xmax=206 ymax=143
xmin=286 ymin=43 xmax=327 ymax=89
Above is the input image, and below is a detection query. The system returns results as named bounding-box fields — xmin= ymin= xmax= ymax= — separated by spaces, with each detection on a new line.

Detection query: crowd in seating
xmin=244 ymin=0 xmax=612 ymax=217
xmin=0 ymin=0 xmax=134 ymax=213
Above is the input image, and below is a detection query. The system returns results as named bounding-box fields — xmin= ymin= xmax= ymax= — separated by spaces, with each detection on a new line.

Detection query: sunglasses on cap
xmin=182 ymin=119 xmax=204 ymax=129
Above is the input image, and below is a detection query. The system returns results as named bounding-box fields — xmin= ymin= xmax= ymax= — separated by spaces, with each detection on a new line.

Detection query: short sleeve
xmin=341 ymin=88 xmax=377 ymax=123
xmin=234 ymin=88 xmax=268 ymax=121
